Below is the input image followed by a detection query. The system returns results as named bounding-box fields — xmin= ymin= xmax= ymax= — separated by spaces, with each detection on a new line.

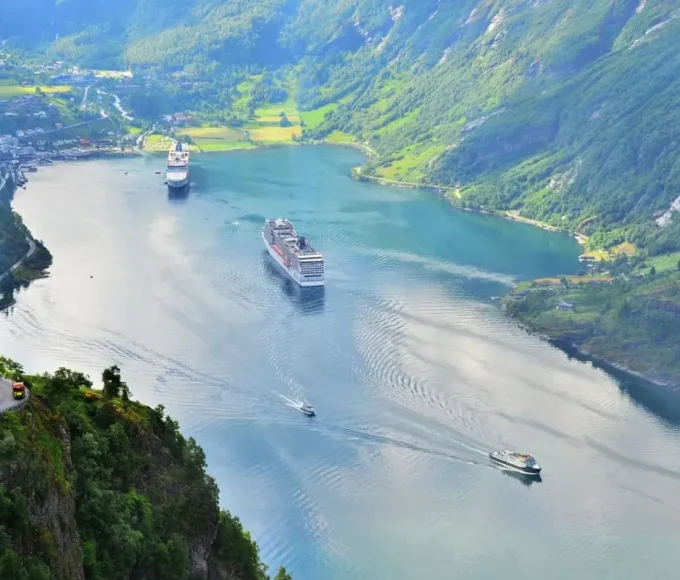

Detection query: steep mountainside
xmin=0 ymin=357 xmax=291 ymax=580
xmin=2 ymin=1 xmax=680 ymax=385
xmin=0 ymin=174 xmax=53 ymax=309
xmin=3 ymin=0 xmax=679 ymax=252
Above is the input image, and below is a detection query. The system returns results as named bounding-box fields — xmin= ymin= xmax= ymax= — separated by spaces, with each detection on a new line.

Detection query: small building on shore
xmin=556 ymin=301 xmax=573 ymax=311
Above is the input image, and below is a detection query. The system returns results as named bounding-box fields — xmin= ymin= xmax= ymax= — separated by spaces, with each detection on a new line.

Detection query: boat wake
xmin=278 ymin=393 xmax=306 ymax=410
xmin=317 ymin=422 xmax=493 ymax=468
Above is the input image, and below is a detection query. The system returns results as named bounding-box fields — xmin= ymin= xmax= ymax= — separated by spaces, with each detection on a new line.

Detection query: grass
xmin=581 ymin=242 xmax=637 ymax=262
xmin=645 ymin=251 xmax=680 ymax=273
xmin=300 ymin=103 xmax=338 ymax=129
xmin=177 ymin=126 xmax=244 ymax=140
xmin=143 ymin=135 xmax=173 ymax=152
xmin=533 ymin=275 xmax=614 ymax=285
xmin=324 ymin=130 xmax=354 ymax=143
xmin=254 ymin=96 xmax=299 ymax=119
xmin=580 ymin=248 xmax=611 ymax=261
xmin=0 ymin=83 xmax=72 ymax=98
xmin=375 ymin=144 xmax=445 ymax=182
xmin=256 ymin=114 xmax=301 ymax=125
xmin=374 ymin=108 xmax=420 ymax=136
xmin=189 ymin=75 xmax=359 ymax=152
xmin=143 ymin=134 xmax=201 ymax=153
xmin=196 ymin=140 xmax=255 ymax=152
xmin=248 ymin=125 xmax=301 ymax=143
xmin=191 ymin=75 xmax=307 ymax=150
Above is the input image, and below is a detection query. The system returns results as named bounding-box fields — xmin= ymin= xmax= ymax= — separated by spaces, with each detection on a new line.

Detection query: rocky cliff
xmin=0 ymin=358 xmax=287 ymax=580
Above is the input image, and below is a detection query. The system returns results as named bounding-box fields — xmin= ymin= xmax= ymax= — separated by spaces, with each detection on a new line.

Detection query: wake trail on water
xmin=277 ymin=393 xmax=304 ymax=408
xmin=311 ymin=421 xmax=491 ymax=469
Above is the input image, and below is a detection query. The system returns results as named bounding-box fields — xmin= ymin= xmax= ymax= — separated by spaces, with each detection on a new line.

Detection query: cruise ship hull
xmin=262 ymin=232 xmax=324 ymax=287
xmin=167 ymin=173 xmax=189 ymax=188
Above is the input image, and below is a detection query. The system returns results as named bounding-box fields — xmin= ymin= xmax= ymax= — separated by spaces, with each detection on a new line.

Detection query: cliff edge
xmin=0 ymin=357 xmax=291 ymax=580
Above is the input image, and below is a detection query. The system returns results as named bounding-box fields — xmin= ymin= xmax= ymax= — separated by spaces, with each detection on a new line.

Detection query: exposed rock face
xmin=32 ymin=425 xmax=85 ymax=580
xmin=0 ymin=384 xmax=274 ymax=580
xmin=0 ymin=408 xmax=84 ymax=580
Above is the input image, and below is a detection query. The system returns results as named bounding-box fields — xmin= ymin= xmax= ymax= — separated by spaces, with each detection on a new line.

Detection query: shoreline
xmin=506 ymin=310 xmax=679 ymax=392
xmin=0 ymin=166 xmax=56 ymax=310
xmin=19 ymin=143 xmax=668 ymax=394
xmin=347 ymin=157 xmax=589 ymax=247
xmin=556 ymin=339 xmax=676 ymax=390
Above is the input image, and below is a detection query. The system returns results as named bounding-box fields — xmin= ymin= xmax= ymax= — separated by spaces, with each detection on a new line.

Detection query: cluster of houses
xmin=2 ymin=95 xmax=53 ymax=116
xmin=162 ymin=112 xmax=196 ymax=126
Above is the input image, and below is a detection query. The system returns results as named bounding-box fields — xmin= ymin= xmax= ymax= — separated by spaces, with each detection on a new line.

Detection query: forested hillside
xmin=0 ymin=357 xmax=291 ymax=580
xmin=3 ymin=0 xmax=679 ymax=254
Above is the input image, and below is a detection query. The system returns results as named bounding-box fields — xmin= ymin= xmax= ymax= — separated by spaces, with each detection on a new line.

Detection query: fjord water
xmin=4 ymin=147 xmax=680 ymax=579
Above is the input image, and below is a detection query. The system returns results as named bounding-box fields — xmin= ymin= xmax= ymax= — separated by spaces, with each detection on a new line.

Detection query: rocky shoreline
xmin=506 ymin=308 xmax=678 ymax=392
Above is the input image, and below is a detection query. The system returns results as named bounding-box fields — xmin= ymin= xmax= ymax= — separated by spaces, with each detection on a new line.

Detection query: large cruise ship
xmin=166 ymin=142 xmax=190 ymax=188
xmin=262 ymin=218 xmax=325 ymax=287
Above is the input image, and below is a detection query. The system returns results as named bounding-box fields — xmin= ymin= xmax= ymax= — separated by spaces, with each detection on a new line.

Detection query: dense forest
xmin=0 ymin=356 xmax=292 ymax=580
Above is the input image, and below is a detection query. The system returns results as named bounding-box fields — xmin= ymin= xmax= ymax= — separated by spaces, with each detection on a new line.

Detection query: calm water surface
xmin=3 ymin=147 xmax=680 ymax=579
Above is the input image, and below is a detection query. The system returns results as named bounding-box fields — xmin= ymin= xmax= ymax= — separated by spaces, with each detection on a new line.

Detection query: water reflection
xmin=262 ymin=254 xmax=325 ymax=315
xmin=559 ymin=342 xmax=680 ymax=427
xmin=501 ymin=468 xmax=543 ymax=487
xmin=167 ymin=184 xmax=190 ymax=203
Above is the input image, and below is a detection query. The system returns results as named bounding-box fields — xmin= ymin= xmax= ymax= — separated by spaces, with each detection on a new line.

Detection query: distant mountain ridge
xmin=3 ymin=0 xmax=680 ymax=251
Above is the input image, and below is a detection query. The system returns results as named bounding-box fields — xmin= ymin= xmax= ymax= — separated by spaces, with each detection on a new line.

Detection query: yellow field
xmin=0 ymin=84 xmax=72 ymax=98
xmin=143 ymin=134 xmax=200 ymax=153
xmin=249 ymin=126 xmax=301 ymax=143
xmin=534 ymin=276 xmax=614 ymax=285
xmin=176 ymin=127 xmax=244 ymax=140
xmin=256 ymin=114 xmax=301 ymax=124
xmin=143 ymin=134 xmax=175 ymax=152
xmin=580 ymin=242 xmax=637 ymax=262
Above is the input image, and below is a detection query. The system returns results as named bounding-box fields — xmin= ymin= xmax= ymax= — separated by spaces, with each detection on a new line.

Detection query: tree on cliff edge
xmin=275 ymin=567 xmax=293 ymax=580
xmin=102 ymin=365 xmax=130 ymax=401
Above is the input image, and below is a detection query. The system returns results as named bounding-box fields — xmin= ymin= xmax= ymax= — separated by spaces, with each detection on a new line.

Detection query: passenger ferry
xmin=489 ymin=450 xmax=542 ymax=475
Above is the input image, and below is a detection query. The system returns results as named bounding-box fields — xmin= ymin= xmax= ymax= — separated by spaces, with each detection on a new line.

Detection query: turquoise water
xmin=3 ymin=147 xmax=680 ymax=579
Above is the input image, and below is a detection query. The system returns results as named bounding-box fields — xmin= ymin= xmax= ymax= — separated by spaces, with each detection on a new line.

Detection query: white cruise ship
xmin=262 ymin=218 xmax=325 ymax=287
xmin=166 ymin=142 xmax=190 ymax=188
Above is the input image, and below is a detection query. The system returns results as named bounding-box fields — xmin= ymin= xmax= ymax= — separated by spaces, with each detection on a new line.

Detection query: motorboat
xmin=300 ymin=403 xmax=316 ymax=417
xmin=489 ymin=450 xmax=542 ymax=475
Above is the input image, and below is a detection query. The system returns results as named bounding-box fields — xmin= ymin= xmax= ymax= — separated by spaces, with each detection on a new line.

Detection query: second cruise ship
xmin=166 ymin=142 xmax=190 ymax=188
xmin=262 ymin=218 xmax=325 ymax=287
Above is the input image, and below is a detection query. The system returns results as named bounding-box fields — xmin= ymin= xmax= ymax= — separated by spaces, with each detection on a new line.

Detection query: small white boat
xmin=489 ymin=450 xmax=542 ymax=475
xmin=300 ymin=403 xmax=316 ymax=417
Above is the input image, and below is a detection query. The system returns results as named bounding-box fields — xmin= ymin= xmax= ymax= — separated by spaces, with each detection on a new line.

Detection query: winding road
xmin=0 ymin=237 xmax=36 ymax=284
xmin=0 ymin=377 xmax=28 ymax=413
xmin=81 ymin=84 xmax=92 ymax=109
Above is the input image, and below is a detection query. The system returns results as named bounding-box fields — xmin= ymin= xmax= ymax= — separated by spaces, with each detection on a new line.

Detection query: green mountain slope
xmin=6 ymin=0 xmax=676 ymax=252
xmin=3 ymin=0 xmax=680 ymax=384
xmin=0 ymin=357 xmax=290 ymax=580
